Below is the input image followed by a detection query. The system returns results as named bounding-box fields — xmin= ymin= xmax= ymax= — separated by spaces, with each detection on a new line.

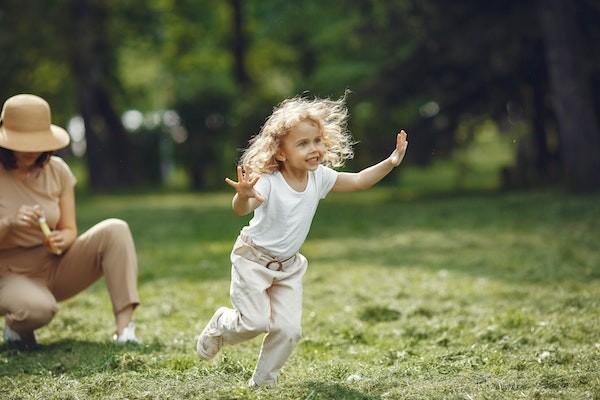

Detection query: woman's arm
xmin=47 ymin=186 xmax=78 ymax=252
xmin=333 ymin=130 xmax=409 ymax=192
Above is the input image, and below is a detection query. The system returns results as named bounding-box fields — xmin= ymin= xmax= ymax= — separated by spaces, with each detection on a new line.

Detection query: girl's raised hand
xmin=389 ymin=130 xmax=409 ymax=167
xmin=225 ymin=166 xmax=264 ymax=201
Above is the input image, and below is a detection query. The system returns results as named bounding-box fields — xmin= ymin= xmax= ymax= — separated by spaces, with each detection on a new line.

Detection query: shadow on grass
xmin=0 ymin=339 xmax=163 ymax=378
xmin=301 ymin=381 xmax=380 ymax=400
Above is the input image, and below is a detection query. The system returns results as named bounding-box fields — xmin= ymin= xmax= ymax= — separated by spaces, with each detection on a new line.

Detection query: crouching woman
xmin=0 ymin=94 xmax=140 ymax=346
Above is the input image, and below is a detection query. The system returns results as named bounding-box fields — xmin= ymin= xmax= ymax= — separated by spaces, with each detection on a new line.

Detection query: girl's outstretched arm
xmin=225 ymin=166 xmax=264 ymax=215
xmin=332 ymin=130 xmax=408 ymax=192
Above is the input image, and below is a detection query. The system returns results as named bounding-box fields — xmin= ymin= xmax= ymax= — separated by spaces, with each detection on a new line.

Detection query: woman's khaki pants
xmin=0 ymin=219 xmax=139 ymax=337
xmin=210 ymin=235 xmax=308 ymax=386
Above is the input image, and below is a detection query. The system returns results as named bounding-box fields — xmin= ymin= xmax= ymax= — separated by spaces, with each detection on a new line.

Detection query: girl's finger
xmin=250 ymin=176 xmax=260 ymax=187
xmin=242 ymin=165 xmax=253 ymax=182
xmin=225 ymin=177 xmax=238 ymax=188
xmin=236 ymin=166 xmax=243 ymax=182
xmin=398 ymin=131 xmax=407 ymax=147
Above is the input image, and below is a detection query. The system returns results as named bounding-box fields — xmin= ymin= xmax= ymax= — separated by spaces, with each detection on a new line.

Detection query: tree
xmin=539 ymin=0 xmax=600 ymax=191
xmin=230 ymin=0 xmax=251 ymax=88
xmin=66 ymin=0 xmax=138 ymax=190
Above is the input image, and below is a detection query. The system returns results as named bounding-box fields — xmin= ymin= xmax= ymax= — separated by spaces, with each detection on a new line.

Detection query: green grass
xmin=1 ymin=189 xmax=599 ymax=399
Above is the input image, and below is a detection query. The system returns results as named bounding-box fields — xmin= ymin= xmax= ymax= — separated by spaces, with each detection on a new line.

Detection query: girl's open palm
xmin=389 ymin=130 xmax=409 ymax=166
xmin=225 ymin=166 xmax=264 ymax=201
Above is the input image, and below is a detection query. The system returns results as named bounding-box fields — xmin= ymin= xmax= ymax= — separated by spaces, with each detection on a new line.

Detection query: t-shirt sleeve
xmin=52 ymin=157 xmax=77 ymax=195
xmin=316 ymin=165 xmax=339 ymax=199
xmin=253 ymin=174 xmax=271 ymax=204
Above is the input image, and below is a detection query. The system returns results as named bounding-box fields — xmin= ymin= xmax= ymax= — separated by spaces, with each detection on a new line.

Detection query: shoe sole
xmin=196 ymin=339 xmax=213 ymax=360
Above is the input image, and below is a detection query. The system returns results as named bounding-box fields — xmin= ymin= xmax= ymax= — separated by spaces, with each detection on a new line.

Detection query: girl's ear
xmin=274 ymin=151 xmax=286 ymax=162
xmin=274 ymin=133 xmax=287 ymax=162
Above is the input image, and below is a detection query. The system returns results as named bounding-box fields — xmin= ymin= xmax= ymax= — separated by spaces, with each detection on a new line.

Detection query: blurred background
xmin=1 ymin=0 xmax=599 ymax=193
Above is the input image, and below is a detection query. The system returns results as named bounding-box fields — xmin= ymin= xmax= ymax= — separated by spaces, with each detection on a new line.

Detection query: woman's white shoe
xmin=113 ymin=322 xmax=140 ymax=344
xmin=3 ymin=324 xmax=37 ymax=347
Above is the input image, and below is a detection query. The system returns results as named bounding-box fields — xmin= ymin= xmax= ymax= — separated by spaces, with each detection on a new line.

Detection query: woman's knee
xmin=98 ymin=218 xmax=132 ymax=239
xmin=87 ymin=219 xmax=135 ymax=250
xmin=6 ymin=297 xmax=58 ymax=331
xmin=1 ymin=275 xmax=57 ymax=329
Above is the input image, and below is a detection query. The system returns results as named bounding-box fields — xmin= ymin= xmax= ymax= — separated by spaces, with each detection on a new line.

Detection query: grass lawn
xmin=1 ymin=188 xmax=599 ymax=399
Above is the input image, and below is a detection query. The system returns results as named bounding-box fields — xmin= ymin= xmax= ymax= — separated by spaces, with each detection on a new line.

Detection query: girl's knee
xmin=242 ymin=315 xmax=270 ymax=334
xmin=272 ymin=322 xmax=302 ymax=343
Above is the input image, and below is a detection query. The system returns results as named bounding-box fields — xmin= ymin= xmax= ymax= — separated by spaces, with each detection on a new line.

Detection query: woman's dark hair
xmin=0 ymin=147 xmax=53 ymax=170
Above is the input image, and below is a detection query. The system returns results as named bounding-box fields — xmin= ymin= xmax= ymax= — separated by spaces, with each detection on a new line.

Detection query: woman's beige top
xmin=0 ymin=156 xmax=76 ymax=250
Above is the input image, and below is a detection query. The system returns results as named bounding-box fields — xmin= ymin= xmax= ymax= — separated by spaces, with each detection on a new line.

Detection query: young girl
xmin=196 ymin=95 xmax=408 ymax=387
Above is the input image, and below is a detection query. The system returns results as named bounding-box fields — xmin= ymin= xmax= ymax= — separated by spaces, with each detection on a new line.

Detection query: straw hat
xmin=0 ymin=94 xmax=70 ymax=152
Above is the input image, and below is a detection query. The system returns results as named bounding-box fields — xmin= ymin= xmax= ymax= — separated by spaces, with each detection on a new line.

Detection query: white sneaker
xmin=3 ymin=324 xmax=36 ymax=347
xmin=196 ymin=307 xmax=227 ymax=360
xmin=4 ymin=324 xmax=21 ymax=343
xmin=247 ymin=378 xmax=258 ymax=388
xmin=113 ymin=322 xmax=140 ymax=344
xmin=247 ymin=377 xmax=276 ymax=388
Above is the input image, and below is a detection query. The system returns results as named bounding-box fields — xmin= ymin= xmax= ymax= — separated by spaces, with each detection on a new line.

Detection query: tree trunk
xmin=230 ymin=0 xmax=250 ymax=87
xmin=511 ymin=39 xmax=558 ymax=187
xmin=67 ymin=0 xmax=136 ymax=191
xmin=539 ymin=0 xmax=600 ymax=191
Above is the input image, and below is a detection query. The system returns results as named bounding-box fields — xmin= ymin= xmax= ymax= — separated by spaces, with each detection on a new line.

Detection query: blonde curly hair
xmin=239 ymin=94 xmax=355 ymax=177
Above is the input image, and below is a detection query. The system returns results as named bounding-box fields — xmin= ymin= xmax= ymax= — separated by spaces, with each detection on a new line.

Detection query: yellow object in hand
xmin=38 ymin=216 xmax=62 ymax=255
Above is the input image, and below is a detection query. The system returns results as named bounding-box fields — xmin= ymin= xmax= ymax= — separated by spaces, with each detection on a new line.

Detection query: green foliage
xmin=1 ymin=0 xmax=599 ymax=190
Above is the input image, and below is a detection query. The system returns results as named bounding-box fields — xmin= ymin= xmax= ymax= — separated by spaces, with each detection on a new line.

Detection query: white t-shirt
xmin=240 ymin=164 xmax=338 ymax=259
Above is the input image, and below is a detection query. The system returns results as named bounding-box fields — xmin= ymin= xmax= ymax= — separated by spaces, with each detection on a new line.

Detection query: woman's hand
xmin=225 ymin=166 xmax=264 ymax=202
xmin=389 ymin=130 xmax=409 ymax=167
xmin=45 ymin=230 xmax=66 ymax=254
xmin=11 ymin=205 xmax=43 ymax=229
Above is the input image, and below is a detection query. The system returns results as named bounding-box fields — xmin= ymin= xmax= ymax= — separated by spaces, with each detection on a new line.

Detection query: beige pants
xmin=0 ymin=219 xmax=139 ymax=337
xmin=211 ymin=235 xmax=308 ymax=386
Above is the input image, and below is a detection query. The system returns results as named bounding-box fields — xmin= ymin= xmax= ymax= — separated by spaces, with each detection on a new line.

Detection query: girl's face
xmin=276 ymin=119 xmax=326 ymax=174
xmin=14 ymin=151 xmax=42 ymax=169
xmin=275 ymin=119 xmax=325 ymax=172
xmin=275 ymin=119 xmax=325 ymax=171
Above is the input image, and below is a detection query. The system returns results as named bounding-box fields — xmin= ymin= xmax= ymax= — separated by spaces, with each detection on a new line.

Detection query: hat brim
xmin=0 ymin=124 xmax=70 ymax=152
